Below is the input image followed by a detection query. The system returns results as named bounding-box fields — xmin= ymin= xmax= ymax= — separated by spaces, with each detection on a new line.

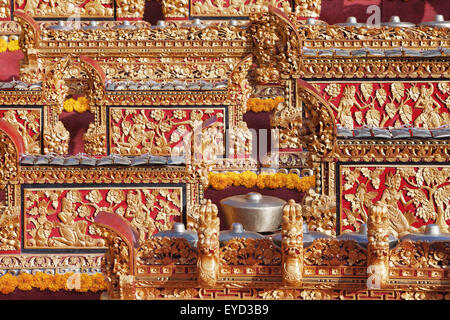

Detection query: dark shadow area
xmin=59 ymin=111 xmax=95 ymax=155
xmin=143 ymin=0 xmax=164 ymax=24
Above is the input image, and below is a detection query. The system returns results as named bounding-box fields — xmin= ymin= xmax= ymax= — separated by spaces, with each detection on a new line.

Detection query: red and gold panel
xmin=14 ymin=0 xmax=115 ymax=19
xmin=108 ymin=106 xmax=226 ymax=157
xmin=23 ymin=185 xmax=184 ymax=250
xmin=190 ymin=0 xmax=291 ymax=17
xmin=0 ymin=107 xmax=41 ymax=154
xmin=0 ymin=0 xmax=10 ymax=20
xmin=339 ymin=164 xmax=450 ymax=235
xmin=311 ymin=81 xmax=450 ymax=129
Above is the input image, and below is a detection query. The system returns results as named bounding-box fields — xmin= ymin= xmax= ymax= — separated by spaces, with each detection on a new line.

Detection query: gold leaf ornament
xmin=360 ymin=83 xmax=373 ymax=102
xmin=375 ymin=88 xmax=387 ymax=106
xmin=399 ymin=103 xmax=413 ymax=124
xmin=391 ymin=83 xmax=405 ymax=102
xmin=437 ymin=82 xmax=449 ymax=94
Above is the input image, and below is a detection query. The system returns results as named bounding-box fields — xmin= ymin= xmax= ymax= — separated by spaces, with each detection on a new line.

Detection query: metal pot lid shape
xmin=153 ymin=222 xmax=198 ymax=247
xmin=419 ymin=15 xmax=450 ymax=28
xmin=272 ymin=224 xmax=331 ymax=248
xmin=220 ymin=192 xmax=286 ymax=209
xmin=337 ymin=224 xmax=398 ymax=249
xmin=400 ymin=224 xmax=450 ymax=242
xmin=219 ymin=223 xmax=264 ymax=245
xmin=220 ymin=192 xmax=286 ymax=232
xmin=381 ymin=16 xmax=415 ymax=27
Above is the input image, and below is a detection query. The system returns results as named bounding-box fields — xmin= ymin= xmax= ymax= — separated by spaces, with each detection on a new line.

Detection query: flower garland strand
xmin=63 ymin=97 xmax=90 ymax=113
xmin=0 ymin=38 xmax=21 ymax=53
xmin=0 ymin=272 xmax=107 ymax=294
xmin=208 ymin=171 xmax=316 ymax=192
xmin=246 ymin=96 xmax=285 ymax=113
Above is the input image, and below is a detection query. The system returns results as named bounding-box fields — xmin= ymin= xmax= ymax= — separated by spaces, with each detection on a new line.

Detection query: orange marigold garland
xmin=63 ymin=97 xmax=90 ymax=113
xmin=246 ymin=96 xmax=285 ymax=113
xmin=0 ymin=272 xmax=107 ymax=294
xmin=208 ymin=171 xmax=316 ymax=192
xmin=0 ymin=273 xmax=19 ymax=294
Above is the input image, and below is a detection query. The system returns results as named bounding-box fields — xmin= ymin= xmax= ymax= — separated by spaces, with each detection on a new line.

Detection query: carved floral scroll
xmin=340 ymin=165 xmax=450 ymax=236
xmin=24 ymin=186 xmax=183 ymax=249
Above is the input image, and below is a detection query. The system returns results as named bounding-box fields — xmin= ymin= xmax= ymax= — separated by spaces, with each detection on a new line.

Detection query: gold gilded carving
xmin=24 ymin=187 xmax=182 ymax=249
xmin=302 ymin=188 xmax=336 ymax=236
xmin=304 ymin=239 xmax=367 ymax=266
xmin=335 ymin=140 xmax=449 ymax=163
xmin=136 ymin=238 xmax=197 ymax=266
xmin=116 ymin=0 xmax=145 ymax=18
xmin=220 ymin=238 xmax=282 ymax=266
xmin=390 ymin=241 xmax=449 ymax=269
xmin=0 ymin=131 xmax=20 ymax=184
xmin=0 ymin=109 xmax=40 ymax=154
xmin=110 ymin=107 xmax=225 ymax=157
xmin=100 ymin=229 xmax=132 ymax=299
xmin=16 ymin=0 xmax=114 ymax=18
xmin=300 ymin=59 xmax=450 ymax=79
xmin=248 ymin=10 xmax=300 ymax=83
xmin=281 ymin=199 xmax=303 ymax=287
xmin=271 ymin=98 xmax=303 ymax=150
xmin=367 ymin=205 xmax=389 ymax=289
xmin=341 ymin=166 xmax=449 ymax=237
xmin=43 ymin=120 xmax=70 ymax=155
xmin=191 ymin=0 xmax=291 ymax=17
xmin=157 ymin=0 xmax=188 ymax=18
xmin=83 ymin=124 xmax=107 ymax=156
xmin=0 ymin=0 xmax=9 ymax=19
xmin=298 ymin=23 xmax=450 ymax=43
xmin=197 ymin=200 xmax=220 ymax=287
xmin=0 ymin=206 xmax=20 ymax=251
xmin=294 ymin=0 xmax=321 ymax=17
xmin=228 ymin=55 xmax=253 ymax=125
xmin=320 ymin=82 xmax=449 ymax=129
xmin=297 ymin=81 xmax=336 ymax=162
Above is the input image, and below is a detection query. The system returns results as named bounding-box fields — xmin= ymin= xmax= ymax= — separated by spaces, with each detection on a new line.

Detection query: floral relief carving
xmin=304 ymin=239 xmax=367 ymax=266
xmin=220 ymin=238 xmax=282 ymax=266
xmin=318 ymin=82 xmax=450 ymax=129
xmin=341 ymin=166 xmax=449 ymax=236
xmin=24 ymin=187 xmax=182 ymax=249
xmin=110 ymin=107 xmax=225 ymax=158
xmin=136 ymin=237 xmax=197 ymax=266
xmin=0 ymin=109 xmax=41 ymax=154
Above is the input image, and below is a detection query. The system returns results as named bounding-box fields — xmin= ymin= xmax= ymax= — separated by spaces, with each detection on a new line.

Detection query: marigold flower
xmin=0 ymin=273 xmax=18 ymax=294
xmin=7 ymin=40 xmax=20 ymax=52
xmin=76 ymin=273 xmax=93 ymax=292
xmin=74 ymin=97 xmax=90 ymax=113
xmin=240 ymin=171 xmax=258 ymax=188
xmin=0 ymin=38 xmax=8 ymax=53
xmin=63 ymin=98 xmax=76 ymax=112
xmin=208 ymin=172 xmax=230 ymax=190
xmin=33 ymin=272 xmax=51 ymax=291
xmin=90 ymin=273 xmax=107 ymax=292
xmin=17 ymin=272 xmax=35 ymax=291
xmin=246 ymin=97 xmax=284 ymax=113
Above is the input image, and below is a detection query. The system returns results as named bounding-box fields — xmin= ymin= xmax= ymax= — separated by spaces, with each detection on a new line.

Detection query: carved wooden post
xmin=197 ymin=199 xmax=220 ymax=287
xmin=367 ymin=204 xmax=390 ymax=290
xmin=281 ymin=199 xmax=303 ymax=287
